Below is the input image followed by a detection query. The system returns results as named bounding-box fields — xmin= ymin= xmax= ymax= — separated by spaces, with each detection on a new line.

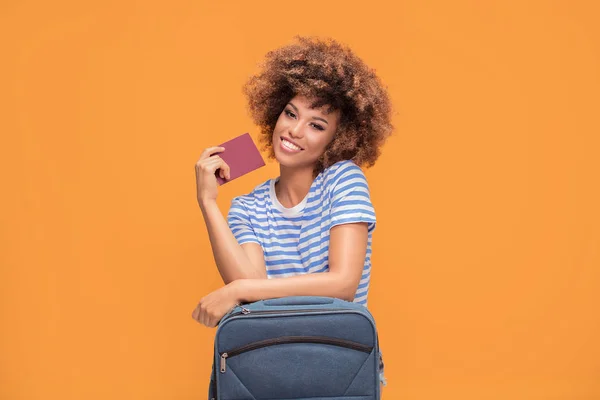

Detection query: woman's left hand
xmin=192 ymin=281 xmax=243 ymax=328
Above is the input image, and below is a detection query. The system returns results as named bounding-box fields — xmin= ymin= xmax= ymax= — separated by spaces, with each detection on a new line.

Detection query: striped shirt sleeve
xmin=329 ymin=162 xmax=376 ymax=232
xmin=227 ymin=197 xmax=260 ymax=245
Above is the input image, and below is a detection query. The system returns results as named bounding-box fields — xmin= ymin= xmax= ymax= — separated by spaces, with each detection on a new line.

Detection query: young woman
xmin=192 ymin=35 xmax=394 ymax=388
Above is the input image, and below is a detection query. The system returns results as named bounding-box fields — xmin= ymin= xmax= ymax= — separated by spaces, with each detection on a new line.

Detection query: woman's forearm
xmin=200 ymin=199 xmax=266 ymax=283
xmin=234 ymin=272 xmax=358 ymax=303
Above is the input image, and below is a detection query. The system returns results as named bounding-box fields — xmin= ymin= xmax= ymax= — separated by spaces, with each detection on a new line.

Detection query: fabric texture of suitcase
xmin=208 ymin=296 xmax=381 ymax=400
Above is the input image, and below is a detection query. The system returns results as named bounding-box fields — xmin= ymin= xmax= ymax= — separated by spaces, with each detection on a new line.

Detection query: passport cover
xmin=214 ymin=133 xmax=266 ymax=185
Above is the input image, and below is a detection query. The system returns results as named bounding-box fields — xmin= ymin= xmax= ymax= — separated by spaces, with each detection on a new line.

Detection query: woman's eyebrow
xmin=288 ymin=102 xmax=329 ymax=125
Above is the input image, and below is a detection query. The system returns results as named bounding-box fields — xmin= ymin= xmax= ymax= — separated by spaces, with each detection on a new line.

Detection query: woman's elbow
xmin=335 ymin=277 xmax=359 ymax=302
xmin=339 ymin=289 xmax=357 ymax=302
xmin=341 ymin=293 xmax=356 ymax=302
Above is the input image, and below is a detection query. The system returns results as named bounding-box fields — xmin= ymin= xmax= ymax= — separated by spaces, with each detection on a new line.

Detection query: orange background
xmin=1 ymin=1 xmax=599 ymax=399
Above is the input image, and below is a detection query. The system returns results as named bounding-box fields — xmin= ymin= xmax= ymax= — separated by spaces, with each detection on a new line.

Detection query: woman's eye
xmin=284 ymin=110 xmax=323 ymax=131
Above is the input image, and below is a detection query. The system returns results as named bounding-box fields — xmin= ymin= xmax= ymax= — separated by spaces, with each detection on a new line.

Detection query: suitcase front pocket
xmin=217 ymin=336 xmax=376 ymax=399
xmin=220 ymin=335 xmax=372 ymax=373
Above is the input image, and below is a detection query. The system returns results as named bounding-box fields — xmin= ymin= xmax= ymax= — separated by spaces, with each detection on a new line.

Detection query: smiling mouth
xmin=281 ymin=137 xmax=303 ymax=151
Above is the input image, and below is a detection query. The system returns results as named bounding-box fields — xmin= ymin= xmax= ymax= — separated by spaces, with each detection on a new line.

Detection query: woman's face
xmin=272 ymin=94 xmax=341 ymax=170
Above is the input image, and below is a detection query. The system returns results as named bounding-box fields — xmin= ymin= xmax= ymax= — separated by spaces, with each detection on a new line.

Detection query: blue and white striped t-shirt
xmin=227 ymin=160 xmax=376 ymax=306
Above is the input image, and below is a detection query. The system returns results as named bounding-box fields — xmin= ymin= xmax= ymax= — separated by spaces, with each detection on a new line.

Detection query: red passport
xmin=214 ymin=133 xmax=266 ymax=185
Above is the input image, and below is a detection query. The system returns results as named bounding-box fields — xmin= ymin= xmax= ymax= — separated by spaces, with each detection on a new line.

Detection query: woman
xmin=193 ymin=35 xmax=393 ymax=388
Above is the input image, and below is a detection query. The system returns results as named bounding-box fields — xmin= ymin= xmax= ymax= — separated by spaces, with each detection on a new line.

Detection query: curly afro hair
xmin=242 ymin=35 xmax=394 ymax=177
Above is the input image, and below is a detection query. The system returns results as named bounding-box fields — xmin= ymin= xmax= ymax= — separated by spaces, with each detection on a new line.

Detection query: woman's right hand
xmin=195 ymin=146 xmax=231 ymax=207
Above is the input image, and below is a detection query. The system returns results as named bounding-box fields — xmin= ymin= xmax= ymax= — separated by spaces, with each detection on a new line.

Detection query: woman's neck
xmin=275 ymin=165 xmax=315 ymax=208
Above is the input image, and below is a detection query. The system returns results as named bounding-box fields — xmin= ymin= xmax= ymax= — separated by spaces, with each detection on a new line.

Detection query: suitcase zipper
xmin=220 ymin=335 xmax=373 ymax=373
xmin=229 ymin=306 xmax=342 ymax=318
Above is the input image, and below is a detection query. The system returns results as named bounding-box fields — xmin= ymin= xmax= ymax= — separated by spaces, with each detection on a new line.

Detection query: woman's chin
xmin=275 ymin=158 xmax=316 ymax=173
xmin=275 ymin=157 xmax=295 ymax=168
xmin=273 ymin=149 xmax=294 ymax=165
xmin=273 ymin=147 xmax=317 ymax=170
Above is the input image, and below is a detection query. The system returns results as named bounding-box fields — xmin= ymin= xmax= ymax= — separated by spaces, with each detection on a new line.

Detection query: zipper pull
xmin=220 ymin=353 xmax=228 ymax=373
xmin=227 ymin=303 xmax=241 ymax=315
xmin=241 ymin=306 xmax=250 ymax=314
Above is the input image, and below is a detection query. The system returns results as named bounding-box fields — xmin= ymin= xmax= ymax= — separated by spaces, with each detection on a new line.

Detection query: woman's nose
xmin=288 ymin=121 xmax=303 ymax=139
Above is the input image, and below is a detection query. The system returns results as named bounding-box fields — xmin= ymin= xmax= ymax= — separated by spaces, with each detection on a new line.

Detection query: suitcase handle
xmin=262 ymin=296 xmax=337 ymax=307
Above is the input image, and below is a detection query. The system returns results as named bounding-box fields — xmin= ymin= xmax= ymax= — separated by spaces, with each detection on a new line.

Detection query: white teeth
xmin=282 ymin=138 xmax=301 ymax=151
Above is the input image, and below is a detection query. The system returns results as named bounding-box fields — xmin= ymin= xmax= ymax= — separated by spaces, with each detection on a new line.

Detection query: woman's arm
xmin=236 ymin=222 xmax=368 ymax=302
xmin=195 ymin=147 xmax=267 ymax=284
xmin=193 ymin=221 xmax=368 ymax=327
xmin=200 ymin=199 xmax=268 ymax=284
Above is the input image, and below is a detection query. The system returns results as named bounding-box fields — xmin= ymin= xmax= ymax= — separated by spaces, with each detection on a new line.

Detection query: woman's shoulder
xmin=321 ymin=160 xmax=368 ymax=188
xmin=230 ymin=179 xmax=272 ymax=208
